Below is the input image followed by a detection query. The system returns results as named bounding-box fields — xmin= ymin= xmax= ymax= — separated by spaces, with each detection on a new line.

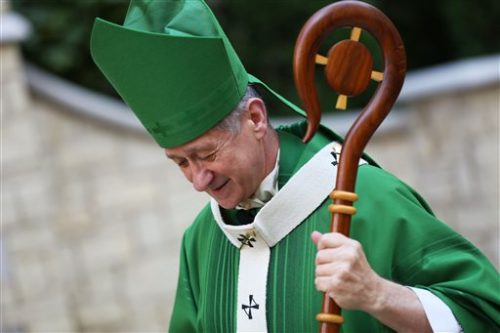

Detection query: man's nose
xmin=191 ymin=165 xmax=213 ymax=192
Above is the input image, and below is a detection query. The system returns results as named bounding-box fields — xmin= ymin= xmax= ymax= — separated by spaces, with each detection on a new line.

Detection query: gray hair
xmin=214 ymin=85 xmax=261 ymax=134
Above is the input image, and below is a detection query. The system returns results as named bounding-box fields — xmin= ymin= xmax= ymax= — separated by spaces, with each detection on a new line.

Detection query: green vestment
xmin=169 ymin=122 xmax=499 ymax=332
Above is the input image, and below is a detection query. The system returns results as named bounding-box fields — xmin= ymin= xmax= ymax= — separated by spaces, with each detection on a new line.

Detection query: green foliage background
xmin=14 ymin=0 xmax=500 ymax=111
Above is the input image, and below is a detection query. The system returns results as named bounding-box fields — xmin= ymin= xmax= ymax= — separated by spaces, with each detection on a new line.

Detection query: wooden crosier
xmin=293 ymin=1 xmax=406 ymax=333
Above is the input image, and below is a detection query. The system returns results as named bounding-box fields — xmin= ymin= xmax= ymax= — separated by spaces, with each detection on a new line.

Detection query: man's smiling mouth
xmin=212 ymin=179 xmax=230 ymax=192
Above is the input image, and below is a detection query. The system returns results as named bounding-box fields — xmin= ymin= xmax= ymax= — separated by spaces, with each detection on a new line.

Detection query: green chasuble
xmin=169 ymin=122 xmax=499 ymax=332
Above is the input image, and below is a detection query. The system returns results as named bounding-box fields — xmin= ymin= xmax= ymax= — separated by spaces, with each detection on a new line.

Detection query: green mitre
xmin=91 ymin=0 xmax=304 ymax=148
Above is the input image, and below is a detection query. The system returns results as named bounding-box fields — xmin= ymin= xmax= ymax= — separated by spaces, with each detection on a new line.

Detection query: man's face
xmin=165 ymin=105 xmax=269 ymax=209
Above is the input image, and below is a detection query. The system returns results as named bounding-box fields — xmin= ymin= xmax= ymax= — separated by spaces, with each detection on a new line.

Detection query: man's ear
xmin=246 ymin=98 xmax=268 ymax=138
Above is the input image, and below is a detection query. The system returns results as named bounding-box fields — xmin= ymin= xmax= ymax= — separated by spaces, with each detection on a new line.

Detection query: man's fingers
xmin=315 ymin=248 xmax=339 ymax=265
xmin=314 ymin=275 xmax=334 ymax=293
xmin=312 ymin=232 xmax=351 ymax=250
xmin=311 ymin=231 xmax=322 ymax=245
xmin=315 ymin=261 xmax=336 ymax=277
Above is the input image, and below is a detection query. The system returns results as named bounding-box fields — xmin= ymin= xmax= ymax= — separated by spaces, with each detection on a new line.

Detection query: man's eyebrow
xmin=165 ymin=144 xmax=217 ymax=160
xmin=165 ymin=153 xmax=179 ymax=160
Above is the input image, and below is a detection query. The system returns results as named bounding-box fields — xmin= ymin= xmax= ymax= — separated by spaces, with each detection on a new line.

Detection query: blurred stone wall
xmin=366 ymin=84 xmax=498 ymax=262
xmin=2 ymin=91 xmax=208 ymax=332
xmin=2 ymin=8 xmax=498 ymax=333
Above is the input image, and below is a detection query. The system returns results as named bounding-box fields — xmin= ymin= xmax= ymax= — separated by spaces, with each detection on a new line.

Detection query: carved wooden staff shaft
xmin=293 ymin=2 xmax=406 ymax=333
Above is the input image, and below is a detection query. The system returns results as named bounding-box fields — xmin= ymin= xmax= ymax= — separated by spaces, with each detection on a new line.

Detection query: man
xmin=91 ymin=1 xmax=499 ymax=332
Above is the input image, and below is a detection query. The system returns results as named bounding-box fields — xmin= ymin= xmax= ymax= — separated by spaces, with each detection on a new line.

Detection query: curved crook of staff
xmin=293 ymin=1 xmax=406 ymax=333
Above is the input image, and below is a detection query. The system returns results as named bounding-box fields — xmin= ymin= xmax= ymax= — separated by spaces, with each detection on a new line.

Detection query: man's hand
xmin=311 ymin=231 xmax=384 ymax=311
xmin=311 ymin=231 xmax=433 ymax=333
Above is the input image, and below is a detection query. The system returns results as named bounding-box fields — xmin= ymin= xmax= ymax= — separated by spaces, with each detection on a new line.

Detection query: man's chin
xmin=214 ymin=198 xmax=239 ymax=210
xmin=208 ymin=181 xmax=242 ymax=209
xmin=210 ymin=192 xmax=241 ymax=210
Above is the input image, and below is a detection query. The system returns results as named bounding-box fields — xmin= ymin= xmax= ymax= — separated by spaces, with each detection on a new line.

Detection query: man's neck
xmin=262 ymin=128 xmax=280 ymax=179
